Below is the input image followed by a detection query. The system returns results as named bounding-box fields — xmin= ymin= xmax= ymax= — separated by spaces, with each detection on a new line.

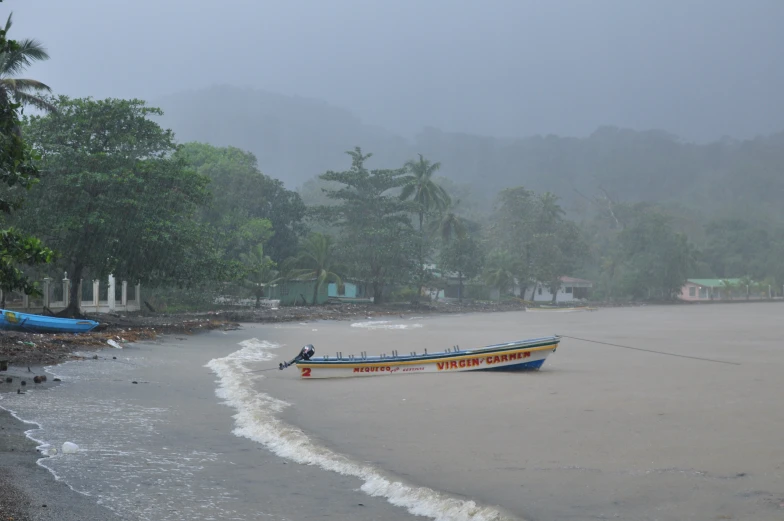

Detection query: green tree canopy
xmin=0 ymin=11 xmax=54 ymax=298
xmin=613 ymin=210 xmax=693 ymax=300
xmin=239 ymin=243 xmax=279 ymax=308
xmin=314 ymin=147 xmax=416 ymax=303
xmin=21 ymin=96 xmax=222 ymax=315
xmin=286 ymin=232 xmax=343 ymax=305
xmin=174 ymin=142 xmax=306 ymax=263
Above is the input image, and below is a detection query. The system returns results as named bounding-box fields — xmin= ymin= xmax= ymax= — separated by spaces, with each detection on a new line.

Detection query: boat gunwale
xmin=297 ymin=336 xmax=560 ymax=368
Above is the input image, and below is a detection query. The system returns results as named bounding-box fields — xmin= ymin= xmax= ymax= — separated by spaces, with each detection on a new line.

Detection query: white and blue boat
xmin=0 ymin=309 xmax=99 ymax=334
xmin=279 ymin=336 xmax=561 ymax=379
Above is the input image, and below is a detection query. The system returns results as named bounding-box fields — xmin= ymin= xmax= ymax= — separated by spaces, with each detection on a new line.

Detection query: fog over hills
xmin=155 ymin=85 xmax=784 ymax=226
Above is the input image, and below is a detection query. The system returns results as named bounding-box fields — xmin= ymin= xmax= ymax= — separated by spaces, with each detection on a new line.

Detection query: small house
xmin=679 ymin=278 xmax=761 ymax=301
xmin=268 ymin=280 xmax=329 ymax=306
xmin=528 ymin=277 xmax=593 ymax=302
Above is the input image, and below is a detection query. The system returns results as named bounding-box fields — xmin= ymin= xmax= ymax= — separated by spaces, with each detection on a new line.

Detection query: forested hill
xmin=155 ymin=85 xmax=784 ymax=223
xmin=153 ymin=85 xmax=411 ymax=185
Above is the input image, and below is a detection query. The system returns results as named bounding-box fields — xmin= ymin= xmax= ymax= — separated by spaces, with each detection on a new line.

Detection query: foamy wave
xmin=239 ymin=337 xmax=284 ymax=350
xmin=205 ymin=339 xmax=518 ymax=521
xmin=350 ymin=320 xmax=424 ymax=330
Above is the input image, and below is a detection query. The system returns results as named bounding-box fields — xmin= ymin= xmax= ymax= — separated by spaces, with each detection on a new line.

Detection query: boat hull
xmin=0 ymin=309 xmax=99 ymax=333
xmin=295 ymin=337 xmax=559 ymax=379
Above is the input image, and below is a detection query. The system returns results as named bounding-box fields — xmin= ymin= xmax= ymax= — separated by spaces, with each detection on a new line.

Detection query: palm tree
xmin=399 ymin=154 xmax=451 ymax=302
xmin=720 ymin=279 xmax=736 ymax=301
xmin=400 ymin=154 xmax=451 ymax=232
xmin=739 ymin=275 xmax=753 ymax=300
xmin=287 ymin=233 xmax=343 ymax=305
xmin=431 ymin=207 xmax=467 ymax=243
xmin=0 ymin=13 xmax=55 ymax=113
xmin=537 ymin=192 xmax=565 ymax=222
xmin=483 ymin=253 xmax=516 ymax=301
xmin=432 ymin=208 xmax=474 ymax=301
xmin=239 ymin=244 xmax=280 ymax=308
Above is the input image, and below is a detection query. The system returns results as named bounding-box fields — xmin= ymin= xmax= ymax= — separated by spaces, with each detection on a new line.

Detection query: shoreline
xmin=2 ymin=297 xmax=781 ymax=367
xmin=0 ymin=408 xmax=124 ymax=521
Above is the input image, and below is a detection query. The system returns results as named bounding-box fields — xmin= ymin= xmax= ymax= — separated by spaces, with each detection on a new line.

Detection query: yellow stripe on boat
xmin=298 ymin=344 xmax=557 ymax=369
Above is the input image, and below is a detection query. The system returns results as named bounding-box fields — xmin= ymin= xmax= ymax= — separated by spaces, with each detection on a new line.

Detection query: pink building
xmin=680 ymin=278 xmax=760 ymax=301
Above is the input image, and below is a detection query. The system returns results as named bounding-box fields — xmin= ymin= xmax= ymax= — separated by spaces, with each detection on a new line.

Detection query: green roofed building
xmin=680 ymin=278 xmax=768 ymax=301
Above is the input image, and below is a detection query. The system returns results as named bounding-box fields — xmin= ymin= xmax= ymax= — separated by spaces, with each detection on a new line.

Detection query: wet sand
xmin=0 ymin=374 xmax=123 ymax=521
xmin=1 ymin=333 xmax=429 ymax=521
xmin=258 ymin=303 xmax=784 ymax=520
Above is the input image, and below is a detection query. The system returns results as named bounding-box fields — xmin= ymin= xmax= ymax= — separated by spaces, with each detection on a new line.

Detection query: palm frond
xmin=288 ymin=268 xmax=317 ymax=281
xmin=399 ymin=183 xmax=416 ymax=201
xmin=8 ymin=89 xmax=56 ymax=112
xmin=3 ymin=78 xmax=52 ymax=93
xmin=0 ymin=41 xmax=51 ymax=77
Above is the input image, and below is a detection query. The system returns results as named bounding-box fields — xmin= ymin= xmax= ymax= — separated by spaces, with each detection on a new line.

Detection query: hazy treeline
xmin=2 ymin=22 xmax=783 ymax=313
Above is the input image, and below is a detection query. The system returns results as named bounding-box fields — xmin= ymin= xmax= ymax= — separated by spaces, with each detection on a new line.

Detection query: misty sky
xmin=12 ymin=0 xmax=784 ymax=142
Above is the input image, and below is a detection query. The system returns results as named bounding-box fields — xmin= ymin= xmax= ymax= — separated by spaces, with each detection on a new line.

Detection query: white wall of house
xmin=524 ymin=284 xmax=586 ymax=302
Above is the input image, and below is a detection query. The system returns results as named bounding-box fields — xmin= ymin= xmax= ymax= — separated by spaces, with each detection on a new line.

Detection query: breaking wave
xmin=350 ymin=320 xmax=424 ymax=330
xmin=205 ymin=339 xmax=520 ymax=521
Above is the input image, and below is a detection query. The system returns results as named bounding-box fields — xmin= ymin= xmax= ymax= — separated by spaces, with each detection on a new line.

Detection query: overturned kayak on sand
xmin=0 ymin=309 xmax=99 ymax=333
xmin=279 ymin=336 xmax=561 ymax=379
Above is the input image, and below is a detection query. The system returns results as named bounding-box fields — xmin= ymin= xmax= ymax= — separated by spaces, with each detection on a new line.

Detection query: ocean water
xmin=4 ymin=306 xmax=779 ymax=521
xmin=0 ymin=323 xmax=516 ymax=521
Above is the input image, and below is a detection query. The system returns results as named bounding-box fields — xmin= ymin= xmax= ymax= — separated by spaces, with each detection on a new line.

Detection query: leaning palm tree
xmin=400 ymin=154 xmax=451 ymax=232
xmin=287 ymin=233 xmax=343 ymax=306
xmin=239 ymin=244 xmax=280 ymax=308
xmin=0 ymin=13 xmax=55 ymax=113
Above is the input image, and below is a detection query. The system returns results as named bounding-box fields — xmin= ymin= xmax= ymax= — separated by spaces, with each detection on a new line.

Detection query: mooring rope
xmin=557 ymin=334 xmax=741 ymax=366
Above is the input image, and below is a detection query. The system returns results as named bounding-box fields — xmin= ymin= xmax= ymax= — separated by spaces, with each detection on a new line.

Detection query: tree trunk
xmin=58 ymin=263 xmax=84 ymax=318
xmin=373 ymin=282 xmax=384 ymax=304
xmin=415 ymin=212 xmax=425 ymax=303
xmin=255 ymin=293 xmax=261 ymax=309
xmin=312 ymin=282 xmax=319 ymax=306
xmin=518 ymin=283 xmax=528 ymax=300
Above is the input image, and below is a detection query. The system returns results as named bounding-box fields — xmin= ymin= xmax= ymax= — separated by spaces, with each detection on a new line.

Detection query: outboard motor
xmin=300 ymin=344 xmax=315 ymax=360
xmin=279 ymin=344 xmax=316 ymax=370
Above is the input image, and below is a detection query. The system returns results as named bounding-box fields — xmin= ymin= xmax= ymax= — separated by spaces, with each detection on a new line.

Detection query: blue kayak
xmin=0 ymin=309 xmax=99 ymax=333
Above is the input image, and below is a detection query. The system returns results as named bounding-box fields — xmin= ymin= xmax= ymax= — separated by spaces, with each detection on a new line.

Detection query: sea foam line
xmin=205 ymin=338 xmax=520 ymax=521
xmin=350 ymin=320 xmax=424 ymax=330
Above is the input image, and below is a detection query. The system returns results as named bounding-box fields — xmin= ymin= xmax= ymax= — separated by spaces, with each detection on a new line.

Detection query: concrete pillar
xmin=22 ymin=294 xmax=29 ymax=309
xmin=135 ymin=283 xmax=141 ymax=306
xmin=108 ymin=275 xmax=116 ymax=311
xmin=43 ymin=277 xmax=51 ymax=308
xmin=121 ymin=281 xmax=128 ymax=306
xmin=93 ymin=280 xmax=100 ymax=311
xmin=63 ymin=277 xmax=70 ymax=307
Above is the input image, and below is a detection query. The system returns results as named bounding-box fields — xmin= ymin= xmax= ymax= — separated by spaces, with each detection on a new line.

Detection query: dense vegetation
xmin=1 ymin=15 xmax=783 ymax=314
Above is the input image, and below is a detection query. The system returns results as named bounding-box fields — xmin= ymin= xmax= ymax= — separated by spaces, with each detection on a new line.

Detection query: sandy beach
xmin=258 ymin=303 xmax=784 ymax=520
xmin=2 ymin=301 xmax=783 ymax=521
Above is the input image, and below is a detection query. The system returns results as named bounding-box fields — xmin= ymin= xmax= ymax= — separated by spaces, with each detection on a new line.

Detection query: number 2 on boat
xmin=301 ymin=367 xmax=311 ymax=377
